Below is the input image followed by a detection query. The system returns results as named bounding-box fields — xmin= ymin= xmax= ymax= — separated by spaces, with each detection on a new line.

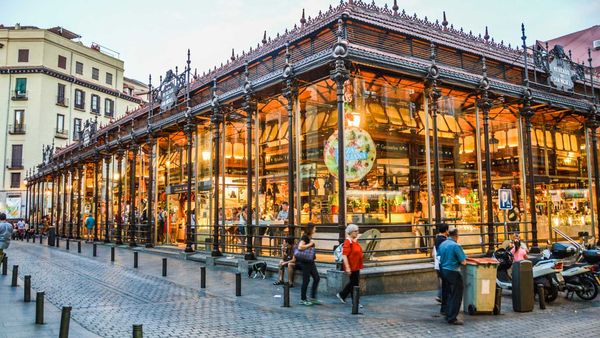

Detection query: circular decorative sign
xmin=324 ymin=126 xmax=376 ymax=182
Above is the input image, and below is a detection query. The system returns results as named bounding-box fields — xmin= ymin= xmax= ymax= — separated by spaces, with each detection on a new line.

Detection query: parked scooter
xmin=546 ymin=243 xmax=598 ymax=301
xmin=493 ymin=248 xmax=564 ymax=303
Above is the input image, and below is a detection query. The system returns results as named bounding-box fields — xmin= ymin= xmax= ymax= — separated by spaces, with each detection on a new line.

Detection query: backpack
xmin=334 ymin=239 xmax=349 ymax=263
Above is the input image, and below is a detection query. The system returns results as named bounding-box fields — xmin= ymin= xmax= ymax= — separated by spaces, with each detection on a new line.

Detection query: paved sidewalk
xmin=3 ymin=239 xmax=600 ymax=337
xmin=0 ymin=258 xmax=99 ymax=338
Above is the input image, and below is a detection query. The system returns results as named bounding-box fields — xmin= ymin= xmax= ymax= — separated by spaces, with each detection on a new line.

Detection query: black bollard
xmin=66 ymin=239 xmax=70 ymax=250
xmin=494 ymin=286 xmax=502 ymax=315
xmin=93 ymin=244 xmax=97 ymax=257
xmin=111 ymin=247 xmax=115 ymax=262
xmin=39 ymin=234 xmax=42 ymax=244
xmin=24 ymin=275 xmax=31 ymax=302
xmin=59 ymin=306 xmax=71 ymax=338
xmin=26 ymin=235 xmax=30 ymax=243
xmin=537 ymin=284 xmax=546 ymax=310
xmin=352 ymin=286 xmax=361 ymax=315
xmin=35 ymin=291 xmax=44 ymax=324
xmin=11 ymin=265 xmax=18 ymax=287
xmin=283 ymin=284 xmax=290 ymax=307
xmin=162 ymin=258 xmax=167 ymax=276
xmin=134 ymin=252 xmax=138 ymax=268
xmin=235 ymin=272 xmax=241 ymax=296
xmin=77 ymin=241 xmax=81 ymax=253
xmin=56 ymin=237 xmax=60 ymax=248
xmin=200 ymin=266 xmax=206 ymax=289
xmin=1 ymin=255 xmax=7 ymax=275
xmin=133 ymin=324 xmax=143 ymax=338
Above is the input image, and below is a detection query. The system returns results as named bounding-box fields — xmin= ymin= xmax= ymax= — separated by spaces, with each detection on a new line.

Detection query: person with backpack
xmin=336 ymin=224 xmax=364 ymax=305
xmin=0 ymin=213 xmax=13 ymax=266
xmin=295 ymin=224 xmax=320 ymax=306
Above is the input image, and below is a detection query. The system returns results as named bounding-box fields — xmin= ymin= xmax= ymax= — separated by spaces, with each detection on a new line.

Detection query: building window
xmin=10 ymin=173 xmax=21 ymax=189
xmin=14 ymin=78 xmax=27 ymax=98
xmin=104 ymin=98 xmax=114 ymax=117
xmin=58 ymin=55 xmax=67 ymax=69
xmin=57 ymin=83 xmax=66 ymax=105
xmin=18 ymin=49 xmax=29 ymax=62
xmin=74 ymin=89 xmax=85 ymax=109
xmin=56 ymin=114 xmax=66 ymax=137
xmin=11 ymin=144 xmax=23 ymax=168
xmin=73 ymin=118 xmax=82 ymax=140
xmin=92 ymin=67 xmax=99 ymax=80
xmin=75 ymin=61 xmax=83 ymax=75
xmin=91 ymin=94 xmax=100 ymax=114
xmin=106 ymin=73 xmax=113 ymax=85
xmin=10 ymin=110 xmax=25 ymax=134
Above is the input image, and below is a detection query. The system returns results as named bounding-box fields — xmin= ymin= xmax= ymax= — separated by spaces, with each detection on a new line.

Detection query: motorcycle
xmin=547 ymin=242 xmax=598 ymax=301
xmin=493 ymin=248 xmax=564 ymax=303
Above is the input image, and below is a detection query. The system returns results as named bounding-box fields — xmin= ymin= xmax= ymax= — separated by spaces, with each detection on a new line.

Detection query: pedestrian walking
xmin=273 ymin=237 xmax=296 ymax=287
xmin=433 ymin=223 xmax=449 ymax=303
xmin=336 ymin=224 xmax=364 ymax=306
xmin=438 ymin=228 xmax=466 ymax=325
xmin=294 ymin=224 xmax=320 ymax=306
xmin=0 ymin=213 xmax=13 ymax=265
xmin=85 ymin=214 xmax=95 ymax=242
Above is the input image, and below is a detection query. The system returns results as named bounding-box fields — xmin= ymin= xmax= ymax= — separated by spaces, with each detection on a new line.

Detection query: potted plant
xmin=362 ymin=200 xmax=371 ymax=213
xmin=329 ymin=194 xmax=339 ymax=214
xmin=378 ymin=197 xmax=388 ymax=213
xmin=349 ymin=198 xmax=362 ymax=213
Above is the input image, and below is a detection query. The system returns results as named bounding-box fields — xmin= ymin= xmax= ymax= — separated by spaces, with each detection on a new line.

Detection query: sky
xmin=2 ymin=0 xmax=599 ymax=83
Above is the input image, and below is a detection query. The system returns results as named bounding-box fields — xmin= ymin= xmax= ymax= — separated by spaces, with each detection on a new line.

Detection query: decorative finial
xmin=231 ymin=48 xmax=235 ymax=61
xmin=482 ymin=55 xmax=487 ymax=78
xmin=429 ymin=42 xmax=436 ymax=62
xmin=442 ymin=11 xmax=448 ymax=29
xmin=393 ymin=0 xmax=399 ymax=14
xmin=484 ymin=26 xmax=489 ymax=41
xmin=262 ymin=30 xmax=267 ymax=44
xmin=300 ymin=8 xmax=306 ymax=25
xmin=187 ymin=49 xmax=191 ymax=66
xmin=285 ymin=41 xmax=290 ymax=64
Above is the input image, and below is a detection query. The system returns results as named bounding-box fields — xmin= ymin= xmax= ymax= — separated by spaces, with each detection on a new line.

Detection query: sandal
xmin=273 ymin=280 xmax=284 ymax=286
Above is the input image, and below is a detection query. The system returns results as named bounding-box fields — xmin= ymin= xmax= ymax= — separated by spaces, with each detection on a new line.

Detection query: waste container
xmin=512 ymin=260 xmax=534 ymax=312
xmin=47 ymin=227 xmax=56 ymax=247
xmin=463 ymin=257 xmax=499 ymax=315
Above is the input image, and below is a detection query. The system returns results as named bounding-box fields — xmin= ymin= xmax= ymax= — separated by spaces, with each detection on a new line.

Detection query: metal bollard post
xmin=39 ymin=234 xmax=42 ymax=244
xmin=235 ymin=272 xmax=241 ymax=296
xmin=132 ymin=324 xmax=143 ymax=338
xmin=26 ymin=235 xmax=30 ymax=243
xmin=200 ymin=266 xmax=206 ymax=289
xmin=66 ymin=239 xmax=70 ymax=250
xmin=352 ymin=286 xmax=361 ymax=315
xmin=537 ymin=284 xmax=546 ymax=310
xmin=35 ymin=291 xmax=44 ymax=324
xmin=11 ymin=265 xmax=18 ymax=287
xmin=162 ymin=258 xmax=167 ymax=276
xmin=59 ymin=306 xmax=71 ymax=338
xmin=494 ymin=286 xmax=502 ymax=315
xmin=111 ymin=247 xmax=115 ymax=262
xmin=77 ymin=241 xmax=81 ymax=253
xmin=24 ymin=275 xmax=31 ymax=302
xmin=93 ymin=244 xmax=97 ymax=257
xmin=283 ymin=284 xmax=290 ymax=307
xmin=56 ymin=237 xmax=60 ymax=248
xmin=134 ymin=252 xmax=138 ymax=268
xmin=1 ymin=255 xmax=7 ymax=275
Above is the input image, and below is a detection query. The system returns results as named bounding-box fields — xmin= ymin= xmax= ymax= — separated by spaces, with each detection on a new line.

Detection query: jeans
xmin=339 ymin=270 xmax=360 ymax=300
xmin=298 ymin=261 xmax=320 ymax=301
xmin=441 ymin=269 xmax=463 ymax=323
xmin=436 ymin=269 xmax=442 ymax=299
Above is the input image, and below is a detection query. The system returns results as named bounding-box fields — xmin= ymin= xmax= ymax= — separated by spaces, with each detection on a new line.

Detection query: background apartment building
xmin=0 ymin=24 xmax=146 ymax=219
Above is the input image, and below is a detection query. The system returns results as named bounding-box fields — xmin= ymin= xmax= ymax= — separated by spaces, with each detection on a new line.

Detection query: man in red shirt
xmin=336 ymin=224 xmax=364 ymax=305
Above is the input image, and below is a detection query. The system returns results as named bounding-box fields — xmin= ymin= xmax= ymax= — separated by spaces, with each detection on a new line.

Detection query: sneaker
xmin=299 ymin=300 xmax=313 ymax=306
xmin=448 ymin=320 xmax=464 ymax=325
xmin=435 ymin=297 xmax=442 ymax=303
xmin=336 ymin=293 xmax=346 ymax=304
xmin=273 ymin=280 xmax=284 ymax=286
xmin=310 ymin=298 xmax=323 ymax=305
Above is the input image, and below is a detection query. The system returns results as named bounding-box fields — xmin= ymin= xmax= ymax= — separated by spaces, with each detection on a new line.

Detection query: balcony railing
xmin=8 ymin=124 xmax=26 ymax=135
xmin=11 ymin=90 xmax=28 ymax=100
xmin=56 ymin=96 xmax=69 ymax=107
xmin=7 ymin=158 xmax=23 ymax=169
xmin=55 ymin=128 xmax=68 ymax=139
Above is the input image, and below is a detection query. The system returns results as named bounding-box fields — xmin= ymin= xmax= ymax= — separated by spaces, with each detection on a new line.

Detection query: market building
xmin=26 ymin=1 xmax=599 ymax=268
xmin=0 ymin=24 xmax=144 ymax=219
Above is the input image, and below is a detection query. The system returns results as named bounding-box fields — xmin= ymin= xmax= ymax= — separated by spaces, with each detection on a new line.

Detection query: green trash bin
xmin=463 ymin=257 xmax=499 ymax=315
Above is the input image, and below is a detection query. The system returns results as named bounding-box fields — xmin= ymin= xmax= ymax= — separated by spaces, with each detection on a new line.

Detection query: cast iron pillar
xmin=243 ymin=62 xmax=256 ymax=260
xmin=56 ymin=171 xmax=62 ymax=237
xmin=183 ymin=122 xmax=195 ymax=253
xmin=210 ymin=79 xmax=223 ymax=257
xmin=116 ymin=149 xmax=125 ymax=245
xmin=68 ymin=166 xmax=75 ymax=238
xmin=477 ymin=57 xmax=495 ymax=254
xmin=50 ymin=173 xmax=56 ymax=230
xmin=40 ymin=179 xmax=45 ymax=231
xmin=145 ymin=136 xmax=155 ymax=248
xmin=25 ymin=178 xmax=30 ymax=225
xmin=330 ymin=18 xmax=350 ymax=244
xmin=62 ymin=169 xmax=68 ymax=237
xmin=588 ymin=110 xmax=600 ymax=245
xmin=426 ymin=42 xmax=443 ymax=227
xmin=520 ymin=89 xmax=539 ymax=252
xmin=104 ymin=155 xmax=112 ymax=243
xmin=93 ymin=159 xmax=100 ymax=242
xmin=129 ymin=142 xmax=138 ymax=247
xmin=76 ymin=165 xmax=83 ymax=239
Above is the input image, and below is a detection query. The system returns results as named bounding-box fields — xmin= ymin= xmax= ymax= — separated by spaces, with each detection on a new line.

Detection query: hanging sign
xmin=498 ymin=189 xmax=513 ymax=210
xmin=324 ymin=126 xmax=376 ymax=182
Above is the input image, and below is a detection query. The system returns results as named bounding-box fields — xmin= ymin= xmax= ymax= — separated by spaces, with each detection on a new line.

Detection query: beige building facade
xmin=0 ymin=24 xmax=144 ymax=219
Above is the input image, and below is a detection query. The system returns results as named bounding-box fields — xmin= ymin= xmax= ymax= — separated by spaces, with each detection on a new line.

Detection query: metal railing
xmin=6 ymin=158 xmax=24 ymax=169
xmin=11 ymin=90 xmax=28 ymax=100
xmin=8 ymin=124 xmax=26 ymax=135
xmin=56 ymin=96 xmax=69 ymax=107
xmin=55 ymin=128 xmax=68 ymax=139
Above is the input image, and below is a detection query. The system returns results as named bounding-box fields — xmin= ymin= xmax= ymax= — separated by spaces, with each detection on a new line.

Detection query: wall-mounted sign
xmin=549 ymin=57 xmax=574 ymax=91
xmin=324 ymin=126 xmax=376 ymax=182
xmin=6 ymin=197 xmax=21 ymax=219
xmin=158 ymin=70 xmax=184 ymax=111
xmin=534 ymin=44 xmax=584 ymax=92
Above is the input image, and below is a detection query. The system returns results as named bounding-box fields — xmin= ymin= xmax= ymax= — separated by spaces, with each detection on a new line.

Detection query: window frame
xmin=56 ymin=114 xmax=65 ymax=132
xmin=15 ymin=78 xmax=27 ymax=96
xmin=104 ymin=98 xmax=114 ymax=117
xmin=75 ymin=61 xmax=83 ymax=75
xmin=58 ymin=55 xmax=67 ymax=69
xmin=57 ymin=83 xmax=66 ymax=105
xmin=10 ymin=173 xmax=21 ymax=189
xmin=92 ymin=67 xmax=99 ymax=80
xmin=73 ymin=118 xmax=82 ymax=140
xmin=105 ymin=72 xmax=113 ymax=85
xmin=14 ymin=110 xmax=24 ymax=127
xmin=91 ymin=94 xmax=100 ymax=114
xmin=11 ymin=144 xmax=23 ymax=168
xmin=74 ymin=89 xmax=85 ymax=109
xmin=18 ymin=49 xmax=29 ymax=62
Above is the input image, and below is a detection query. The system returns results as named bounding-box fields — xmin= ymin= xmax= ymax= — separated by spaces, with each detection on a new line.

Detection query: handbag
xmin=294 ymin=244 xmax=316 ymax=263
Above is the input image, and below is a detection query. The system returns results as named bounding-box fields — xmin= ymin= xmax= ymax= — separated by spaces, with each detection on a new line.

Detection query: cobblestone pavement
xmin=2 ymin=240 xmax=600 ymax=337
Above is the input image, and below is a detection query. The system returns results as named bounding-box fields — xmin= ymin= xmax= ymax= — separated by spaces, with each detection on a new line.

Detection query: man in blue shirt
xmin=438 ymin=228 xmax=467 ymax=325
